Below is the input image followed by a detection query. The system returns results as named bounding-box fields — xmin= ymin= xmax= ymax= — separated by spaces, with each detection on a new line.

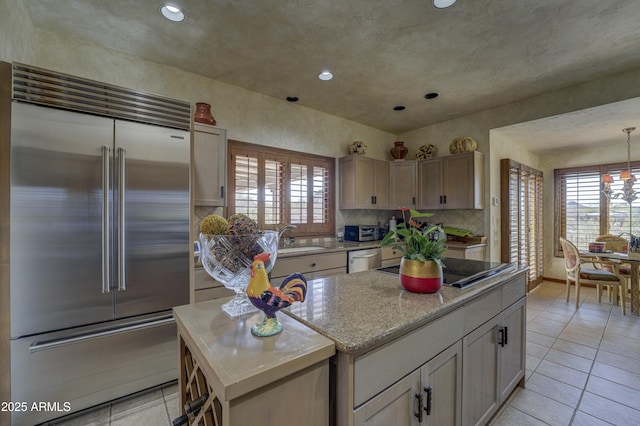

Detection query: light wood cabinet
xmin=340 ymin=156 xmax=390 ymax=209
xmin=381 ymin=246 xmax=403 ymax=267
xmin=420 ymin=341 xmax=462 ymax=426
xmin=354 ymin=370 xmax=421 ymax=426
xmin=461 ymin=285 xmax=525 ymax=426
xmin=270 ymin=251 xmax=348 ymax=285
xmin=417 ymin=152 xmax=484 ymax=210
xmin=390 ymin=160 xmax=417 ymax=209
xmin=354 ymin=335 xmax=462 ymax=426
xmin=342 ymin=271 xmax=526 ymax=426
xmin=192 ymin=123 xmax=227 ymax=206
xmin=445 ymin=244 xmax=486 ymax=261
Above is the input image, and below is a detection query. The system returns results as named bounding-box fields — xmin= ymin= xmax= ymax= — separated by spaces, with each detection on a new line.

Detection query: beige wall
xmin=0 ymin=0 xmax=36 ymax=64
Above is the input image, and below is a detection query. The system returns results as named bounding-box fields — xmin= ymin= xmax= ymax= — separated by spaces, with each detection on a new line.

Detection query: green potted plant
xmin=381 ymin=208 xmax=446 ymax=293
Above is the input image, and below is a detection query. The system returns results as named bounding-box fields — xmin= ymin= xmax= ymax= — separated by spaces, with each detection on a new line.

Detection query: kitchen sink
xmin=278 ymin=246 xmax=327 ymax=254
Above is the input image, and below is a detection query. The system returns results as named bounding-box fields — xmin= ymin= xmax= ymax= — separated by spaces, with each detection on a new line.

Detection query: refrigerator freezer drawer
xmin=10 ymin=316 xmax=177 ymax=426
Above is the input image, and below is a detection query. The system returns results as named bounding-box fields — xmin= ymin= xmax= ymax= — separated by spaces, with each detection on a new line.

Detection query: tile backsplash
xmin=196 ymin=207 xmax=486 ymax=239
xmin=339 ymin=209 xmax=485 ymax=236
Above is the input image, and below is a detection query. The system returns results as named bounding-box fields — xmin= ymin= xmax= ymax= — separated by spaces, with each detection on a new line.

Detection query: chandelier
xmin=602 ymin=127 xmax=637 ymax=204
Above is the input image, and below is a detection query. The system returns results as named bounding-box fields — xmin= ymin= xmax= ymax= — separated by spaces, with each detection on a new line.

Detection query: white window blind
xmin=555 ymin=161 xmax=640 ymax=255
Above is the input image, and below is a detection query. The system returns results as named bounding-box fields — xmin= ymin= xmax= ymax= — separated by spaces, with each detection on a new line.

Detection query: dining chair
xmin=559 ymin=237 xmax=626 ymax=314
xmin=595 ymin=234 xmax=631 ymax=301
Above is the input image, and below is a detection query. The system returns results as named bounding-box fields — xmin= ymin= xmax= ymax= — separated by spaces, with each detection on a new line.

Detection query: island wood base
xmin=174 ymin=298 xmax=335 ymax=426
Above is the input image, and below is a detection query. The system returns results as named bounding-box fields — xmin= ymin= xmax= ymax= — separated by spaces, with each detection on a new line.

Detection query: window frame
xmin=554 ymin=160 xmax=640 ymax=256
xmin=227 ymin=140 xmax=336 ymax=237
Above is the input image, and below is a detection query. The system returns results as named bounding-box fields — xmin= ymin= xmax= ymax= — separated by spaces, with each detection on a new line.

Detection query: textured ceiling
xmin=24 ymin=0 xmax=640 ymax=136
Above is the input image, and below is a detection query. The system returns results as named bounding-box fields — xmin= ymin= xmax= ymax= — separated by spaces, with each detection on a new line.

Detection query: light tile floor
xmin=44 ymin=281 xmax=640 ymax=425
xmin=42 ymin=382 xmax=180 ymax=426
xmin=490 ymin=281 xmax=640 ymax=426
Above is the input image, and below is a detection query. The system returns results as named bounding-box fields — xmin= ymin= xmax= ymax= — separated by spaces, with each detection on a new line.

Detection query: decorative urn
xmin=194 ymin=102 xmax=217 ymax=125
xmin=390 ymin=141 xmax=409 ymax=159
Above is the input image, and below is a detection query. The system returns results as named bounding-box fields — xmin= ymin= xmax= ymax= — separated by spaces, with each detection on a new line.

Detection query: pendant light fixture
xmin=602 ymin=127 xmax=638 ymax=204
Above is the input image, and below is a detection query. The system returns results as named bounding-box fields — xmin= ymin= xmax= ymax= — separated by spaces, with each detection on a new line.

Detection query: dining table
xmin=581 ymin=251 xmax=640 ymax=315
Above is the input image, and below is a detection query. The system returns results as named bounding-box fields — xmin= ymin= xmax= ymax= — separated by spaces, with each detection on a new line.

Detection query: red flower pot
xmin=399 ymin=258 xmax=442 ymax=293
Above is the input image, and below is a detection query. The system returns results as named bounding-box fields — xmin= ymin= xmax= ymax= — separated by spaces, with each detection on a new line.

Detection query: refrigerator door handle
xmin=28 ymin=316 xmax=175 ymax=353
xmin=118 ymin=146 xmax=126 ymax=291
xmin=102 ymin=145 xmax=111 ymax=294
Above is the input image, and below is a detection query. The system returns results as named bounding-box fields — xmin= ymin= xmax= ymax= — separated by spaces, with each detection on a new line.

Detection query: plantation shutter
xmin=501 ymin=159 xmax=544 ymax=287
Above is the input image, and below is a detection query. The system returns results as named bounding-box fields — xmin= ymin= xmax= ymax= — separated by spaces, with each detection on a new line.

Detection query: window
xmin=228 ymin=140 xmax=335 ymax=236
xmin=555 ymin=161 xmax=640 ymax=255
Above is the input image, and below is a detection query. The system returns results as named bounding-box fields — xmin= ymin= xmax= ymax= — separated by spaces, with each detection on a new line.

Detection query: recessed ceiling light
xmin=424 ymin=92 xmax=439 ymax=99
xmin=161 ymin=4 xmax=185 ymax=22
xmin=318 ymin=71 xmax=333 ymax=81
xmin=393 ymin=105 xmax=406 ymax=111
xmin=433 ymin=0 xmax=457 ymax=9
xmin=286 ymin=96 xmax=299 ymax=102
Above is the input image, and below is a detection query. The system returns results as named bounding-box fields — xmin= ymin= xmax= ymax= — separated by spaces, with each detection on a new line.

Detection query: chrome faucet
xmin=276 ymin=224 xmax=296 ymax=245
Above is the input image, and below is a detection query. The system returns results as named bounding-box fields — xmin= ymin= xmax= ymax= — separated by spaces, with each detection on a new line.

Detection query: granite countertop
xmin=284 ymin=267 xmax=523 ymax=356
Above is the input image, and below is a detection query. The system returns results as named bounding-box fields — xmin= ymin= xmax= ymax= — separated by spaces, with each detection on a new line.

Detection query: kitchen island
xmin=177 ymin=264 xmax=526 ymax=426
xmin=285 ymin=266 xmax=527 ymax=426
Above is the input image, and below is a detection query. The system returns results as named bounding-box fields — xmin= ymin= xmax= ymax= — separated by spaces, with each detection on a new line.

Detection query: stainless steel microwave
xmin=344 ymin=225 xmax=378 ymax=242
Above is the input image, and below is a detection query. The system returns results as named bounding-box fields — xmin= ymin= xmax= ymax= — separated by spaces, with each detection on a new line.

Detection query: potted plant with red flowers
xmin=381 ymin=208 xmax=446 ymax=293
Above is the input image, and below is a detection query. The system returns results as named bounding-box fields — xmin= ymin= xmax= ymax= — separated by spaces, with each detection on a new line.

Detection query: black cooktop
xmin=376 ymin=258 xmax=514 ymax=288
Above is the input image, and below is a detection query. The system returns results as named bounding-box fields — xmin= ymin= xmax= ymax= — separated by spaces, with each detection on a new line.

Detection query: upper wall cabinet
xmin=389 ymin=160 xmax=417 ymax=209
xmin=417 ymin=151 xmax=484 ymax=210
xmin=339 ymin=156 xmax=390 ymax=209
xmin=193 ymin=123 xmax=227 ymax=206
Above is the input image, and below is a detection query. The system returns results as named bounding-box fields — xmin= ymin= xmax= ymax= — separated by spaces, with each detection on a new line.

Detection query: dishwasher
xmin=348 ymin=248 xmax=382 ymax=273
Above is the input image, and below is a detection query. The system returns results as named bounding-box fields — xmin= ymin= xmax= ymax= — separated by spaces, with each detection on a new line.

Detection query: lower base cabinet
xmin=343 ymin=272 xmax=526 ymax=426
xmin=462 ymin=297 xmax=526 ymax=426
xmin=354 ymin=341 xmax=462 ymax=426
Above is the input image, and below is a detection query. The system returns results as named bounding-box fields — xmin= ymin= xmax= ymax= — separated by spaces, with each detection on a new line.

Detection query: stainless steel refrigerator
xmin=9 ymin=99 xmax=190 ymax=425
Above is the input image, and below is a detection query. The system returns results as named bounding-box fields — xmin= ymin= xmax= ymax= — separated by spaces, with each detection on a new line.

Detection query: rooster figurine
xmin=246 ymin=252 xmax=307 ymax=336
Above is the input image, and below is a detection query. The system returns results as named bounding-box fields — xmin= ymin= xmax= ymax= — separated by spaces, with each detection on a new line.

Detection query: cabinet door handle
xmin=498 ymin=326 xmax=506 ymax=347
xmin=439 ymin=195 xmax=443 ymax=204
xmin=422 ymin=386 xmax=433 ymax=416
xmin=504 ymin=326 xmax=508 ymax=346
xmin=443 ymin=195 xmax=447 ymax=204
xmin=414 ymin=392 xmax=423 ymax=422
xmin=371 ymin=195 xmax=375 ymax=204
xmin=311 ymin=262 xmax=317 ymax=267
xmin=423 ymin=386 xmax=432 ymax=416
xmin=412 ymin=196 xmax=416 ymax=205
xmin=220 ymin=186 xmax=225 ymax=198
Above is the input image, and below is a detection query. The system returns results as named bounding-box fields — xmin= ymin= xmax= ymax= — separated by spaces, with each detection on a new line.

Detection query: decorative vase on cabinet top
xmin=399 ymin=258 xmax=442 ymax=293
xmin=390 ymin=141 xmax=408 ymax=160
xmin=194 ymin=102 xmax=216 ymax=125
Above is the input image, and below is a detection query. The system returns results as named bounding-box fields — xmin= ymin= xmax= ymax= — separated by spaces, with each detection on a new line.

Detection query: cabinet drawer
xmin=270 ymin=251 xmax=347 ymax=278
xmin=380 ymin=246 xmax=403 ymax=261
xmin=194 ymin=268 xmax=223 ymax=290
xmin=353 ymin=308 xmax=464 ymax=407
xmin=195 ymin=286 xmax=234 ymax=302
xmin=502 ymin=273 xmax=526 ymax=309
xmin=445 ymin=247 xmax=465 ymax=259
xmin=271 ymin=267 xmax=347 ymax=286
xmin=463 ymin=288 xmax=501 ymax=335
